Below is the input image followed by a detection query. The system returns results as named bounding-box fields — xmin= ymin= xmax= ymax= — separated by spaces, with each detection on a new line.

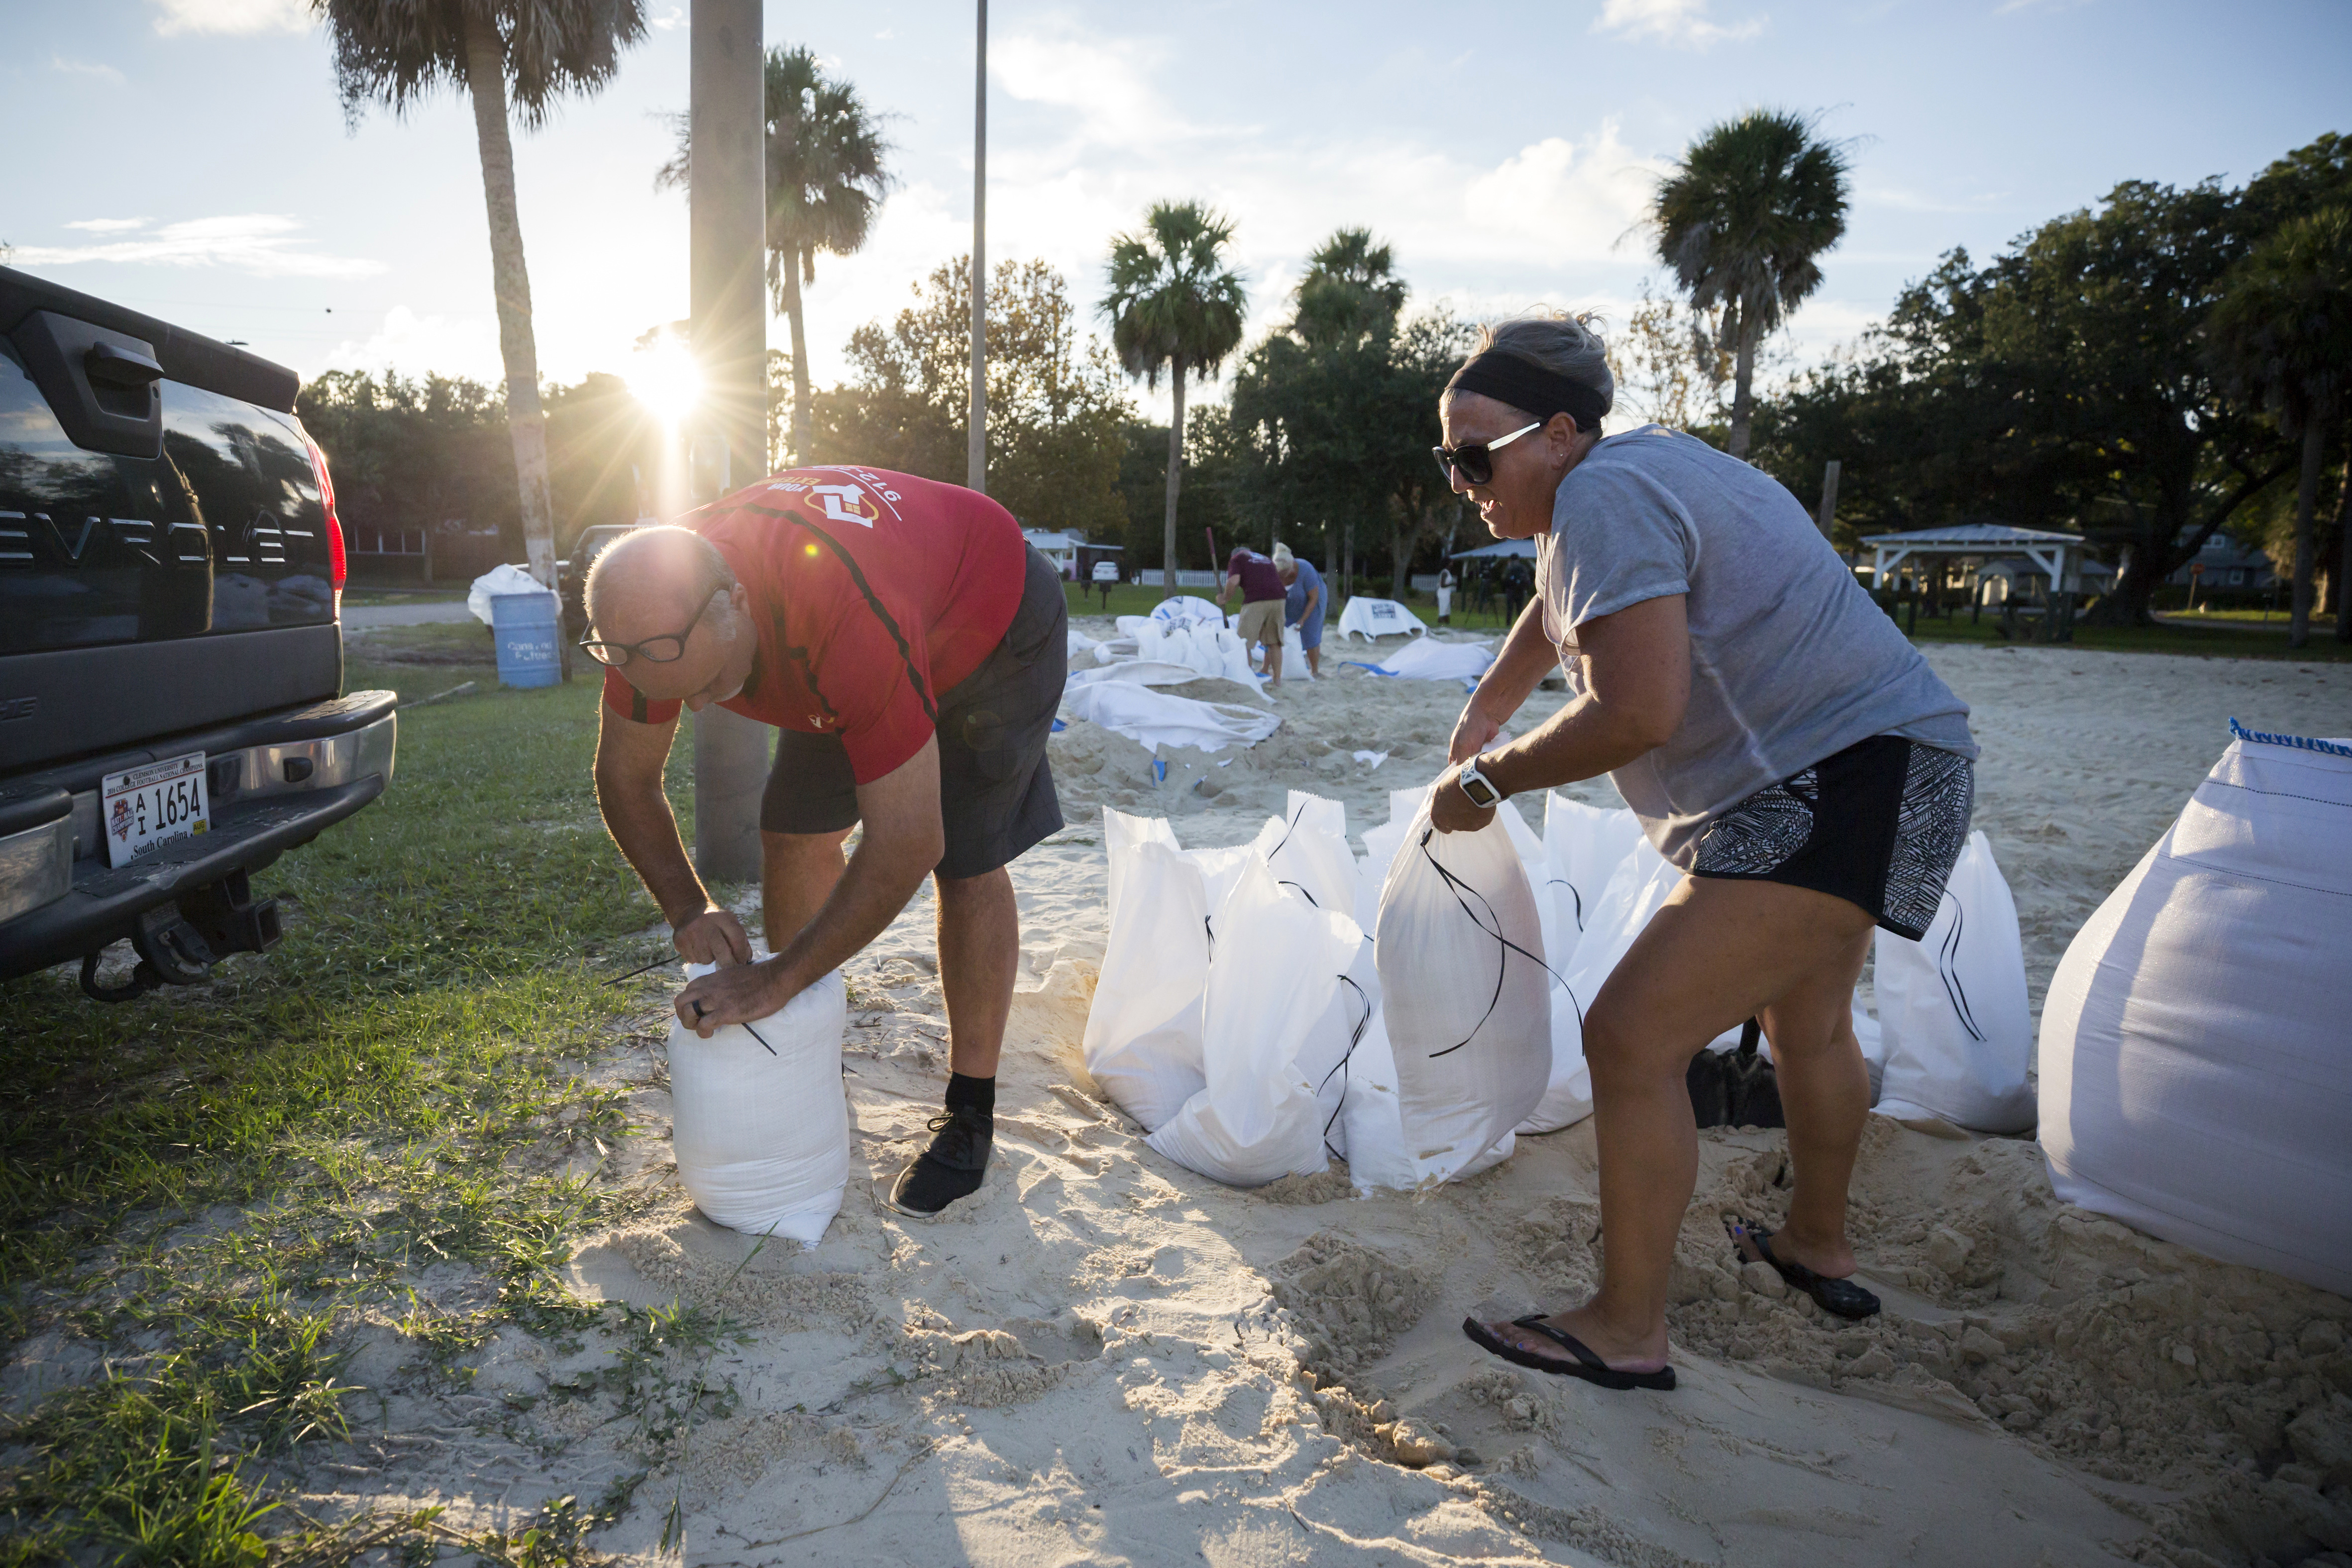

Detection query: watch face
xmin=1461 ymin=771 xmax=1500 ymax=808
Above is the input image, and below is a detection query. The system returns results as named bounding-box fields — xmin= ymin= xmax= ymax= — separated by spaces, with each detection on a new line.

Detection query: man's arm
xmin=593 ymin=702 xmax=752 ymax=964
xmin=1446 ymin=595 xmax=1558 ymax=763
xmin=675 ymin=733 xmax=947 ymax=1032
xmin=1432 ymin=594 xmax=1690 ymax=832
xmin=1219 ymin=571 xmax=1242 ymax=606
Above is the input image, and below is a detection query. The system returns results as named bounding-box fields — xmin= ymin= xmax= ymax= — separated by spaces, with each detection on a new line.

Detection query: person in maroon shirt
xmin=584 ymin=466 xmax=1067 ymax=1217
xmin=1221 ymin=546 xmax=1288 ymax=687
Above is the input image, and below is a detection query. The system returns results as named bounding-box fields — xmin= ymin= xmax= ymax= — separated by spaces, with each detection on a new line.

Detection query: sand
xmin=288 ymin=634 xmax=2352 ymax=1567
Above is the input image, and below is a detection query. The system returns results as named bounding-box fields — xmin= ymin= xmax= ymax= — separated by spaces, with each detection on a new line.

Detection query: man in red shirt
xmin=584 ymin=465 xmax=1067 ymax=1217
xmin=1221 ymin=545 xmax=1288 ymax=687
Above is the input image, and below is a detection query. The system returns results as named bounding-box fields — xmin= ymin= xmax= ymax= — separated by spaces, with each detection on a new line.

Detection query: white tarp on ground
xmin=1336 ymin=598 xmax=1427 ymax=642
xmin=1349 ymin=636 xmax=1496 ymax=682
xmin=1061 ymin=683 xmax=1281 ymax=753
xmin=2037 ymin=728 xmax=2352 ymax=1295
xmin=467 ymin=563 xmax=544 ymax=626
xmin=1064 ymin=660 xmax=1203 ymax=690
xmin=666 ymin=964 xmax=850 ymax=1244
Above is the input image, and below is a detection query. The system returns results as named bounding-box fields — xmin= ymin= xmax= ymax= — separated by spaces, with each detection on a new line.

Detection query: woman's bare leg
xmin=1472 ymin=875 xmax=1876 ymax=1371
xmin=1754 ymin=927 xmax=1874 ymax=1279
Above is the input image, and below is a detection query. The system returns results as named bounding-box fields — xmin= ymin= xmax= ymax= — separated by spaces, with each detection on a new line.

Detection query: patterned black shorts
xmin=1688 ymin=735 xmax=1974 ymax=941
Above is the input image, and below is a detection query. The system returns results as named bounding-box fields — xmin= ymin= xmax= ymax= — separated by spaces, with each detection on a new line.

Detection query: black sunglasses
xmin=579 ymin=590 xmax=721 ymax=668
xmin=1432 ymin=420 xmax=1543 ymax=487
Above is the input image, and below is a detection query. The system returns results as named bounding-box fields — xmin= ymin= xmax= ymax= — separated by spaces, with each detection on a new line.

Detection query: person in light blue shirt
xmin=1275 ymin=543 xmax=1324 ymax=677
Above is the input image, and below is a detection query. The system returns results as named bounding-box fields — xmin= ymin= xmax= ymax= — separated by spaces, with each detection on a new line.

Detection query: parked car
xmin=559 ymin=521 xmax=648 ymax=638
xmin=0 ymin=266 xmax=396 ymax=1001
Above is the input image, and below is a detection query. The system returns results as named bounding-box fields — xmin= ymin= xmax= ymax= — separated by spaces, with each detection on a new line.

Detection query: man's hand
xmin=1430 ymin=762 xmax=1497 ymax=834
xmin=672 ymin=907 xmax=752 ymax=966
xmin=676 ymin=957 xmax=796 ymax=1038
xmin=1448 ymin=698 xmax=1505 ymax=764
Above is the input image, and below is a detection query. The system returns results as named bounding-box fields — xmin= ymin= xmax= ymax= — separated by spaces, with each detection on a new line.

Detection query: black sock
xmin=946 ymin=1072 xmax=995 ymax=1117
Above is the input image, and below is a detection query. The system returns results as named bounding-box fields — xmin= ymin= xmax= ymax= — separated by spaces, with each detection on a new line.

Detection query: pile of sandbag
xmin=666 ymin=962 xmax=851 ymax=1244
xmin=2037 ymin=724 xmax=2352 ymax=1294
xmin=1083 ymin=792 xmax=1551 ymax=1190
xmin=1344 ymin=636 xmax=1495 ymax=683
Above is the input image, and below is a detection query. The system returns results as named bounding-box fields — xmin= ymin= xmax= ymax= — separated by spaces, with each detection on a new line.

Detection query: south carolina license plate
xmin=102 ymin=751 xmax=210 ymax=869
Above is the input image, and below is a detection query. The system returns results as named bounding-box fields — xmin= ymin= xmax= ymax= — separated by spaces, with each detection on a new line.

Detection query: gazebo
xmin=1859 ymin=523 xmax=2098 ymax=642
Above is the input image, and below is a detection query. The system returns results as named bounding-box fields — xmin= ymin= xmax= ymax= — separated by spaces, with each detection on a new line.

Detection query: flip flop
xmin=1726 ymin=1217 xmax=1881 ymax=1320
xmin=1461 ymin=1315 xmax=1677 ymax=1391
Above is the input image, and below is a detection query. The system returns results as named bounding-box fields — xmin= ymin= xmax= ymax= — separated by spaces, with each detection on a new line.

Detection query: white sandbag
xmin=666 ymin=964 xmax=849 ymax=1243
xmin=466 ymin=562 xmax=543 ymax=626
xmin=1150 ymin=595 xmax=1228 ymax=629
xmin=1873 ymin=831 xmax=2034 ymax=1133
xmin=1067 ymin=627 xmax=1099 ymax=658
xmin=1374 ymin=802 xmax=1551 ymax=1181
xmin=2037 ymin=729 xmax=2352 ymax=1294
xmin=1065 ymin=659 xmax=1201 ymax=690
xmin=1356 ymin=786 xmax=1430 ymax=936
xmin=1061 ymin=683 xmax=1282 ymax=753
xmin=1146 ymin=859 xmax=1364 ymax=1185
xmin=1114 ymin=615 xmax=1156 ymax=639
xmin=1082 ymin=813 xmax=1210 ymax=1131
xmin=1252 ymin=791 xmax=1357 ymax=919
xmin=1278 ymin=626 xmax=1315 ymax=679
xmin=1339 ymin=1000 xmax=1517 ymax=1192
xmin=1353 ymin=637 xmax=1495 ymax=682
xmin=1336 ymin=597 xmax=1427 ymax=642
xmin=1539 ymin=793 xmax=1647 ymax=964
xmin=1133 ymin=621 xmax=1265 ymax=696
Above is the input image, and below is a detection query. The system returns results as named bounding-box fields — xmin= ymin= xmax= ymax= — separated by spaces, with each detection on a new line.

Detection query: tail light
xmin=304 ymin=429 xmax=346 ymax=620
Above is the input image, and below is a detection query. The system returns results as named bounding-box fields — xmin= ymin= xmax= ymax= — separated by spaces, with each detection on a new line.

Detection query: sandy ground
xmin=298 ymin=632 xmax=2352 ymax=1567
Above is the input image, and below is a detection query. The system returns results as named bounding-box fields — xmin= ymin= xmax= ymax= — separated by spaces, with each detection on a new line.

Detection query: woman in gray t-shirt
xmin=1437 ymin=313 xmax=1977 ymax=1393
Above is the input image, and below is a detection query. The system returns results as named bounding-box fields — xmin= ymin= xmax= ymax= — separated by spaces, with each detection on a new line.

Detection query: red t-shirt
xmin=1227 ymin=548 xmax=1284 ymax=602
xmin=601 ymin=466 xmax=1026 ymax=783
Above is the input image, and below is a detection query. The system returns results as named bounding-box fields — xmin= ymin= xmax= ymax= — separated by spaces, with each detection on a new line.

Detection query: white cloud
xmin=49 ymin=55 xmax=127 ymax=85
xmin=992 ymin=31 xmax=1206 ymax=153
xmin=649 ymin=5 xmax=684 ymax=31
xmin=319 ymin=307 xmax=505 ymax=383
xmin=9 ymin=215 xmax=386 ymax=279
xmin=64 ymin=217 xmax=151 ymax=233
xmin=1592 ymin=0 xmax=1766 ymax=48
xmin=149 ymin=0 xmax=311 ymax=35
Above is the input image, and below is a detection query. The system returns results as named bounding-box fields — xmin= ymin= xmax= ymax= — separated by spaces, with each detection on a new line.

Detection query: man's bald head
xmin=585 ymin=526 xmax=738 ymax=638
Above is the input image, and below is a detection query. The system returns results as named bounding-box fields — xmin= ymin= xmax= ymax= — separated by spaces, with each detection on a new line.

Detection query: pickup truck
xmin=0 ymin=266 xmax=396 ymax=1001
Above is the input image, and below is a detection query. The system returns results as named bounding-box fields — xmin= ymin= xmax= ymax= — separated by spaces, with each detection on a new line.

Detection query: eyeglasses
xmin=1432 ymin=421 xmax=1542 ymax=487
xmin=579 ymin=591 xmax=720 ymax=668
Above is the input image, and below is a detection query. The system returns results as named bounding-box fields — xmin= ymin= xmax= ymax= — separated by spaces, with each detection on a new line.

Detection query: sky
xmin=4 ymin=0 xmax=2347 ymax=427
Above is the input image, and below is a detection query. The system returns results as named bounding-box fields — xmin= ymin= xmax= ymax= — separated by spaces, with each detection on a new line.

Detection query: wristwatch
xmin=1457 ymin=757 xmax=1506 ymax=809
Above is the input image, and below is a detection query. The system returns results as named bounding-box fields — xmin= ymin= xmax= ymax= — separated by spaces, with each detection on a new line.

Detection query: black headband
xmin=1445 ymin=351 xmax=1609 ymax=433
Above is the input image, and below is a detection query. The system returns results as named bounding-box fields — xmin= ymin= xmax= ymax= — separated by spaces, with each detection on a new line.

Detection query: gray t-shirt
xmin=1535 ymin=424 xmax=1976 ymax=867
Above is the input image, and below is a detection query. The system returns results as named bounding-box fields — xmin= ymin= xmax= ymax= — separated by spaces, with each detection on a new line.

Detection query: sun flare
xmin=624 ymin=335 xmax=702 ymax=426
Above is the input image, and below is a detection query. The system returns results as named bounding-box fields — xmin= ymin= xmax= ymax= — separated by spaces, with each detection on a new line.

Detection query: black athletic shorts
xmin=760 ymin=546 xmax=1067 ymax=879
xmin=1687 ymin=734 xmax=1974 ymax=941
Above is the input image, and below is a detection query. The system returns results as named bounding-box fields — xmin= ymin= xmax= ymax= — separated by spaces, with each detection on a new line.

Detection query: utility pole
xmin=1816 ymin=459 xmax=1842 ymax=545
xmin=967 ymin=0 xmax=987 ymax=494
xmin=688 ymin=0 xmax=767 ymax=887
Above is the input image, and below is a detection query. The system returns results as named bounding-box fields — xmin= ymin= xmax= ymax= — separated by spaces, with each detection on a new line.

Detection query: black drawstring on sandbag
xmin=1545 ymin=876 xmax=1585 ymax=933
xmin=1321 ymin=972 xmax=1372 ymax=1160
xmin=1414 ymin=826 xmax=1579 ymax=1059
xmin=1934 ymin=889 xmax=1984 ymax=1043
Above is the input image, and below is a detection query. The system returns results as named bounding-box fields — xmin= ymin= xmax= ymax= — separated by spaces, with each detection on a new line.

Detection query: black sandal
xmin=1726 ymin=1217 xmax=1880 ymax=1320
xmin=1462 ymin=1315 xmax=1677 ymax=1391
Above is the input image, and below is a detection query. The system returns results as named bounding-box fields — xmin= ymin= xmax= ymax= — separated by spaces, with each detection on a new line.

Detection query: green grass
xmin=0 ymin=668 xmax=704 ymax=1564
xmin=339 ymin=588 xmax=470 ymax=609
xmin=1893 ymin=604 xmax=2352 ymax=661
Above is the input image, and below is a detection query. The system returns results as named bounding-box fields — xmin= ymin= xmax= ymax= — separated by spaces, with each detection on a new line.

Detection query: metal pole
xmin=967 ymin=0 xmax=987 ymax=494
xmin=688 ymin=0 xmax=768 ymax=887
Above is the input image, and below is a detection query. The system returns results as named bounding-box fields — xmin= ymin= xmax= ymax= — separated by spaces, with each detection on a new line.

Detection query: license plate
xmin=103 ymin=751 xmax=210 ymax=869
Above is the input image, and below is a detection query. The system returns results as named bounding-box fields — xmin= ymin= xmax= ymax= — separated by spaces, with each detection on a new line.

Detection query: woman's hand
xmin=676 ymin=957 xmax=797 ymax=1038
xmin=1449 ymin=696 xmax=1504 ymax=764
xmin=1430 ymin=763 xmax=1497 ymax=835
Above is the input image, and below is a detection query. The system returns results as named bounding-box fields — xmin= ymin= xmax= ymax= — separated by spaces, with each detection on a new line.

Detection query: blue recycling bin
xmin=489 ymin=590 xmax=562 ymax=689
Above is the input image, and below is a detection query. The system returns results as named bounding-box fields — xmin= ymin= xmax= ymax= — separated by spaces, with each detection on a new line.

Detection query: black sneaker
xmin=886 ymin=1105 xmax=993 ymax=1218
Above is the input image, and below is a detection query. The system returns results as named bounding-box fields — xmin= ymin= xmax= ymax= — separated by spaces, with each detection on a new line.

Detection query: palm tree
xmin=2209 ymin=206 xmax=2352 ymax=648
xmin=313 ymin=0 xmax=647 ymax=598
xmin=1651 ymin=109 xmax=1851 ymax=459
xmin=660 ymin=46 xmax=890 ymax=466
xmin=1102 ymin=202 xmax=1248 ymax=596
xmin=1293 ymin=227 xmax=1405 ymax=348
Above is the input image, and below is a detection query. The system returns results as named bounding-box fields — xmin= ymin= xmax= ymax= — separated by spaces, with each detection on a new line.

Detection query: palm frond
xmin=313 ymin=0 xmax=647 ymax=129
xmin=1100 ymin=201 xmax=1249 ymax=388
